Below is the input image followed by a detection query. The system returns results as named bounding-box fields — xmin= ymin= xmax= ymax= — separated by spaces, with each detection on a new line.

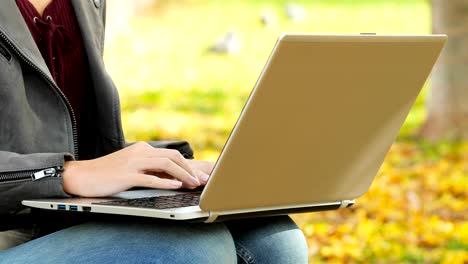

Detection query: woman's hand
xmin=62 ymin=142 xmax=205 ymax=197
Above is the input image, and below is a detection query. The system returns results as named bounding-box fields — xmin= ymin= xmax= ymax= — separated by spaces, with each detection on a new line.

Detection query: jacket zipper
xmin=0 ymin=167 xmax=64 ymax=183
xmin=0 ymin=32 xmax=79 ymax=159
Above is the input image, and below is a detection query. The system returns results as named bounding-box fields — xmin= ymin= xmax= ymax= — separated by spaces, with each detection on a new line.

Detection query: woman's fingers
xmin=187 ymin=160 xmax=215 ymax=175
xmin=150 ymin=170 xmax=209 ymax=186
xmin=136 ymin=173 xmax=183 ymax=189
xmin=136 ymin=157 xmax=200 ymax=188
xmin=132 ymin=142 xmax=196 ymax=177
xmin=150 ymin=148 xmax=195 ymax=176
xmin=193 ymin=169 xmax=210 ymax=185
xmin=186 ymin=160 xmax=214 ymax=185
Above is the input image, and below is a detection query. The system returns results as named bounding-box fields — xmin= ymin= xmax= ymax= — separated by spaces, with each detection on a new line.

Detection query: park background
xmin=103 ymin=0 xmax=468 ymax=263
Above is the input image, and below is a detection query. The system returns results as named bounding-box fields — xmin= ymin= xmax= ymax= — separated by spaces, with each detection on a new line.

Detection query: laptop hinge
xmin=339 ymin=200 xmax=353 ymax=209
xmin=205 ymin=211 xmax=219 ymax=223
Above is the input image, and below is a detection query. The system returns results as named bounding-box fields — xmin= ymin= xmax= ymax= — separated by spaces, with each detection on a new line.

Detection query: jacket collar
xmin=0 ymin=0 xmax=53 ymax=80
xmin=70 ymin=0 xmax=105 ymax=56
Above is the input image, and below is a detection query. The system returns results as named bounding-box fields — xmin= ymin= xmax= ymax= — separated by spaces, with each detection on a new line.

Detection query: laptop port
xmin=82 ymin=206 xmax=91 ymax=212
xmin=57 ymin=204 xmax=66 ymax=210
xmin=69 ymin=205 xmax=78 ymax=211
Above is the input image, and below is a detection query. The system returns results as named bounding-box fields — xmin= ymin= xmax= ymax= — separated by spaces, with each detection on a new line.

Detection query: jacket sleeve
xmin=147 ymin=141 xmax=195 ymax=159
xmin=0 ymin=151 xmax=73 ymax=216
xmin=126 ymin=141 xmax=195 ymax=159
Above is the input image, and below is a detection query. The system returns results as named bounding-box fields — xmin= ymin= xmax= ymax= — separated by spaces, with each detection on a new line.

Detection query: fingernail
xmin=200 ymin=173 xmax=209 ymax=183
xmin=190 ymin=176 xmax=200 ymax=186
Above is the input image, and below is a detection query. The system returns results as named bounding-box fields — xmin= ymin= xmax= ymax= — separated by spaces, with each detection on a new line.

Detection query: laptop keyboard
xmin=93 ymin=192 xmax=201 ymax=209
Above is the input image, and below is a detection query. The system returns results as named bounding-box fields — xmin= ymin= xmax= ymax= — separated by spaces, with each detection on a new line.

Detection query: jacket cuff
xmin=0 ymin=152 xmax=74 ymax=173
xmin=126 ymin=141 xmax=194 ymax=159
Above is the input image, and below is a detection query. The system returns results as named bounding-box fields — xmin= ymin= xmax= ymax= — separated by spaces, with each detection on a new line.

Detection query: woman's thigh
xmin=0 ymin=220 xmax=237 ymax=264
xmin=225 ymin=215 xmax=308 ymax=264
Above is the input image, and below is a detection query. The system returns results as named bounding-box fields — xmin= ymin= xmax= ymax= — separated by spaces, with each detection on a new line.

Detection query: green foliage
xmin=447 ymin=240 xmax=468 ymax=251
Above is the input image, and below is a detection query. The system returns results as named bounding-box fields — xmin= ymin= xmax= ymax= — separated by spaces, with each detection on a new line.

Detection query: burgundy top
xmin=16 ymin=0 xmax=94 ymax=154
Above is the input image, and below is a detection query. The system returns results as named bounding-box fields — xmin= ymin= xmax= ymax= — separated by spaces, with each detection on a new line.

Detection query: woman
xmin=0 ymin=0 xmax=308 ymax=263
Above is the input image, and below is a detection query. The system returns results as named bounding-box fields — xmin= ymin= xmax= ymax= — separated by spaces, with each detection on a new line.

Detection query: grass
xmin=104 ymin=0 xmax=468 ymax=262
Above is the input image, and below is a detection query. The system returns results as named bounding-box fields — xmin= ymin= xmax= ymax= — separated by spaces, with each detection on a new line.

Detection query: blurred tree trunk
xmin=419 ymin=0 xmax=468 ymax=141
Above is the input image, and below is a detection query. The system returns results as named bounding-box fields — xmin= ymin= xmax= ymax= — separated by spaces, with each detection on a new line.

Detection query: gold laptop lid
xmin=200 ymin=34 xmax=446 ymax=212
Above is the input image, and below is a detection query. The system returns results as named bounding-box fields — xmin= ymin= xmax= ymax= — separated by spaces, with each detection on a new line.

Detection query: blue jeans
xmin=0 ymin=216 xmax=307 ymax=264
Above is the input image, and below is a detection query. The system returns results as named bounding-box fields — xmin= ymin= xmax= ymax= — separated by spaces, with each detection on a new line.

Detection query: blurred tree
xmin=420 ymin=0 xmax=468 ymax=141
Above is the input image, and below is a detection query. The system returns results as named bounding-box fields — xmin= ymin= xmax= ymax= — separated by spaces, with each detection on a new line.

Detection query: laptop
xmin=23 ymin=34 xmax=446 ymax=223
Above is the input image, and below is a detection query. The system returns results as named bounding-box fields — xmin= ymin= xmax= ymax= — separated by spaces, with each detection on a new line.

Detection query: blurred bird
xmin=285 ymin=3 xmax=306 ymax=22
xmin=209 ymin=31 xmax=241 ymax=54
xmin=260 ymin=11 xmax=277 ymax=28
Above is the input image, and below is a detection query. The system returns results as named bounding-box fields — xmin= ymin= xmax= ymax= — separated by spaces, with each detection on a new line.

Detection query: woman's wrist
xmin=62 ymin=160 xmax=81 ymax=195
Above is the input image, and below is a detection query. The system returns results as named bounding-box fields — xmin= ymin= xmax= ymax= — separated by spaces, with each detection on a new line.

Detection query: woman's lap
xmin=225 ymin=216 xmax=308 ymax=264
xmin=0 ymin=216 xmax=307 ymax=264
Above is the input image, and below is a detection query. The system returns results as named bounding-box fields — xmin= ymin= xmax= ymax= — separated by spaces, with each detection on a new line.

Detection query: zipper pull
xmin=32 ymin=167 xmax=64 ymax=181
